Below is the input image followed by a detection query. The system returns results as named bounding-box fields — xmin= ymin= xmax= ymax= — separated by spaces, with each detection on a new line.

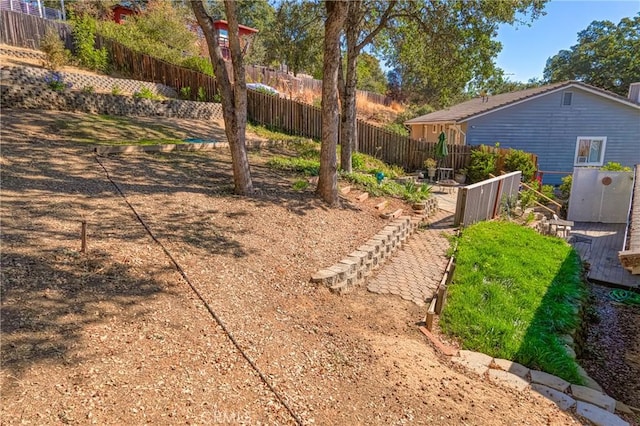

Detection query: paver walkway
xmin=367 ymin=208 xmax=456 ymax=305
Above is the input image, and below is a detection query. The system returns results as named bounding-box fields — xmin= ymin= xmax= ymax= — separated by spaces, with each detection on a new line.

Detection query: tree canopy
xmin=376 ymin=0 xmax=546 ymax=107
xmin=263 ymin=0 xmax=324 ymax=76
xmin=543 ymin=15 xmax=640 ymax=96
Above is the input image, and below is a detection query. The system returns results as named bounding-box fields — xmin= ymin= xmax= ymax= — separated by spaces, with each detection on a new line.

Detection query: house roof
xmin=405 ymin=81 xmax=640 ymax=125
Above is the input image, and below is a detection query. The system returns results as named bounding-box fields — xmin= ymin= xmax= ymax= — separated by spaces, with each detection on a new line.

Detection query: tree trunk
xmin=192 ymin=0 xmax=253 ymax=195
xmin=316 ymin=0 xmax=347 ymax=205
xmin=339 ymin=0 xmax=361 ymax=173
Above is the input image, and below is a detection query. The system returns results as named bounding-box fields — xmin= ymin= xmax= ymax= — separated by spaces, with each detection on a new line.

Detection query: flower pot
xmin=427 ymin=168 xmax=436 ymax=180
xmin=454 ymin=173 xmax=466 ymax=184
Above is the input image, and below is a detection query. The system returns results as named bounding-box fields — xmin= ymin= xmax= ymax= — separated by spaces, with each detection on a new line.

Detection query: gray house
xmin=405 ymin=81 xmax=640 ymax=185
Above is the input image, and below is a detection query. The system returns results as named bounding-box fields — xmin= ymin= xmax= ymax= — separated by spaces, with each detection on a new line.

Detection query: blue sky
xmin=496 ymin=0 xmax=639 ymax=83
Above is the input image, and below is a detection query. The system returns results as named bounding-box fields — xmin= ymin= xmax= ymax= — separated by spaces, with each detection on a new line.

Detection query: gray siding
xmin=465 ymin=88 xmax=640 ymax=185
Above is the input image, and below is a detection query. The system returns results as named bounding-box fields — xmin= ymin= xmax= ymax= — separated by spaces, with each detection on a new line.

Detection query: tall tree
xmin=192 ymin=1 xmax=253 ymax=195
xmin=376 ymin=0 xmax=546 ymax=108
xmin=339 ymin=0 xmax=396 ymax=173
xmin=543 ymin=15 xmax=640 ymax=96
xmin=316 ymin=0 xmax=347 ymax=205
xmin=264 ymin=0 xmax=324 ymax=76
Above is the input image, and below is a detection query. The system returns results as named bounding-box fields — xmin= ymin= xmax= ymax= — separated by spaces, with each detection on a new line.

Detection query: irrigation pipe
xmin=95 ymin=155 xmax=303 ymax=426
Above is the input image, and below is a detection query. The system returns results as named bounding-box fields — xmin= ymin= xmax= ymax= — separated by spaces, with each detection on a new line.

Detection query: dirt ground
xmin=0 ymin=108 xmax=590 ymax=424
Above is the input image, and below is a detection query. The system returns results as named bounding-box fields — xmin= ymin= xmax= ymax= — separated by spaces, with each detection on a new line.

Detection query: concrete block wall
xmin=311 ymin=201 xmax=438 ymax=294
xmin=1 ymin=64 xmax=178 ymax=98
xmin=0 ymin=84 xmax=223 ymax=120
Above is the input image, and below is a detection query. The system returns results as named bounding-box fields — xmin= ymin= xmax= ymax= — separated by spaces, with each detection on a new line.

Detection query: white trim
xmin=573 ymin=136 xmax=607 ymax=167
xmin=456 ymin=83 xmax=640 ymax=123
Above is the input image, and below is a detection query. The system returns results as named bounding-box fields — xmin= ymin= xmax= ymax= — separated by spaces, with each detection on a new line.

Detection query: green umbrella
xmin=435 ymin=131 xmax=448 ymax=159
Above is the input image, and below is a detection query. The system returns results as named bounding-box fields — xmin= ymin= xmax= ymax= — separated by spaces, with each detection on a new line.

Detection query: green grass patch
xmin=440 ymin=221 xmax=586 ymax=384
xmin=292 ymin=179 xmax=309 ymax=191
xmin=247 ymin=123 xmax=316 ymax=144
xmin=266 ymin=157 xmax=320 ymax=176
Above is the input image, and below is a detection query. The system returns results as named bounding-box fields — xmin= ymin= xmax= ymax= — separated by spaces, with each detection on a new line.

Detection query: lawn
xmin=440 ymin=221 xmax=586 ymax=384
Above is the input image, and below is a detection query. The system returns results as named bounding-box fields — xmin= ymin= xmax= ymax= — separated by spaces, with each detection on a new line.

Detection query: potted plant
xmin=424 ymin=158 xmax=437 ymax=181
xmin=455 ymin=168 xmax=467 ymax=184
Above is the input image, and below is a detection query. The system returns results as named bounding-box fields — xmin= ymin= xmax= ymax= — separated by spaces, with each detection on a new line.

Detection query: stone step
xmin=340 ymin=185 xmax=351 ymax=194
xmin=356 ymin=192 xmax=369 ymax=202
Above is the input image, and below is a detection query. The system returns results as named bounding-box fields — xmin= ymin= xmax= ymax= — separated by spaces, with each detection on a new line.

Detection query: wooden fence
xmin=94 ymin=35 xmax=221 ymax=102
xmin=0 ymin=10 xmax=72 ymax=50
xmin=247 ymin=90 xmax=477 ymax=171
xmin=454 ymin=171 xmax=522 ymax=227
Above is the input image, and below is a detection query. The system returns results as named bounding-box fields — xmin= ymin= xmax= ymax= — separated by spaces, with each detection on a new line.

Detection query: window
xmin=432 ymin=125 xmax=437 ymax=134
xmin=562 ymin=92 xmax=573 ymax=106
xmin=574 ymin=137 xmax=607 ymax=166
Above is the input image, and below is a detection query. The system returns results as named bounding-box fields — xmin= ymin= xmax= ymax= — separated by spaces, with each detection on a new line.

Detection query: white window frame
xmin=574 ymin=136 xmax=607 ymax=167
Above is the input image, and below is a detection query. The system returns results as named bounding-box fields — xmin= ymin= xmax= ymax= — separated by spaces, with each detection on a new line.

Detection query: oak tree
xmin=316 ymin=0 xmax=347 ymax=205
xmin=544 ymin=16 xmax=640 ymax=96
xmin=192 ymin=0 xmax=253 ymax=195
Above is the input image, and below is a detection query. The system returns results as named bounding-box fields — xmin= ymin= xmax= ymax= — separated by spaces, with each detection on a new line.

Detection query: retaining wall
xmin=0 ymin=84 xmax=223 ymax=120
xmin=311 ymin=196 xmax=439 ymax=294
xmin=1 ymin=62 xmax=178 ymax=98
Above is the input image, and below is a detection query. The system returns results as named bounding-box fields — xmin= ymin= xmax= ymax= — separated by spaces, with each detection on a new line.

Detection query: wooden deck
xmin=570 ymin=223 xmax=640 ymax=289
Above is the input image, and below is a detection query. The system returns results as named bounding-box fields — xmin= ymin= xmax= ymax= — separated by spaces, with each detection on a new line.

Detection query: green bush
xmin=81 ymin=85 xmax=95 ymax=94
xmin=44 ymin=72 xmax=71 ymax=92
xmin=342 ymin=172 xmax=405 ymax=198
xmin=383 ymin=122 xmax=409 ymax=136
xmin=351 ymin=152 xmax=366 ymax=170
xmin=197 ymin=87 xmax=206 ymax=102
xmin=180 ymin=86 xmax=192 ymax=100
xmin=266 ymin=157 xmax=320 ymax=176
xmin=71 ymin=14 xmax=109 ymax=72
xmin=111 ymin=85 xmax=123 ymax=95
xmin=181 ymin=56 xmax=214 ymax=76
xmin=40 ymin=27 xmax=70 ymax=70
xmin=503 ymin=149 xmax=536 ymax=181
xmin=600 ymin=162 xmax=631 ymax=172
xmin=133 ymin=87 xmax=161 ymax=100
xmin=559 ymin=175 xmax=572 ymax=199
xmin=292 ymin=179 xmax=309 ymax=191
xmin=402 ymin=181 xmax=431 ymax=203
xmin=468 ymin=145 xmax=498 ymax=183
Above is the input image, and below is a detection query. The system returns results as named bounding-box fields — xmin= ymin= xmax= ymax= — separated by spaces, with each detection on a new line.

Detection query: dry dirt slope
xmin=0 ymin=109 xmax=582 ymax=424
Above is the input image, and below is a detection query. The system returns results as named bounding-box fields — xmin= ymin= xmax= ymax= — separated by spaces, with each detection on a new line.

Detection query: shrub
xmin=111 ymin=85 xmax=123 ymax=95
xmin=292 ymin=179 xmax=309 ymax=191
xmin=351 ymin=152 xmax=366 ymax=170
xmin=197 ymin=87 xmax=206 ymax=102
xmin=180 ymin=86 xmax=192 ymax=100
xmin=468 ymin=145 xmax=498 ymax=183
xmin=402 ymin=181 xmax=431 ymax=203
xmin=40 ymin=28 xmax=70 ymax=70
xmin=44 ymin=72 xmax=72 ymax=92
xmin=601 ymin=162 xmax=631 ymax=172
xmin=181 ymin=56 xmax=214 ymax=76
xmin=383 ymin=122 xmax=409 ymax=136
xmin=81 ymin=85 xmax=95 ymax=94
xmin=559 ymin=175 xmax=572 ymax=199
xmin=71 ymin=14 xmax=109 ymax=72
xmin=266 ymin=157 xmax=320 ymax=176
xmin=503 ymin=149 xmax=536 ymax=181
xmin=133 ymin=87 xmax=161 ymax=100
